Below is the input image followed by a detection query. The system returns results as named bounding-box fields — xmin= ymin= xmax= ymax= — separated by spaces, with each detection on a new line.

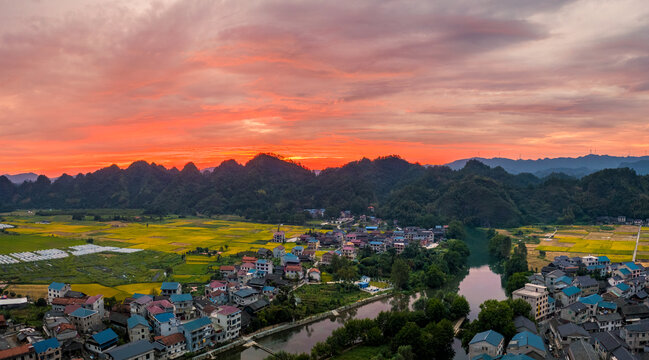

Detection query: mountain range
xmin=445 ymin=154 xmax=649 ymax=178
xmin=2 ymin=154 xmax=649 ymax=227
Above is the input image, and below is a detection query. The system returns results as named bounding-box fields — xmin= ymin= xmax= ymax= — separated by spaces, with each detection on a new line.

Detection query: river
xmin=223 ymin=229 xmax=507 ymax=360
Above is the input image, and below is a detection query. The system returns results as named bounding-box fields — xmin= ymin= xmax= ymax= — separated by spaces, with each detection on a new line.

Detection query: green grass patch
xmin=293 ymin=284 xmax=371 ymax=314
xmin=332 ymin=345 xmax=389 ymax=360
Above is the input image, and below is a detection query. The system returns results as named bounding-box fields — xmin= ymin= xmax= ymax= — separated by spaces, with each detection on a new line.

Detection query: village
xmin=0 ymin=220 xmax=448 ymax=360
xmin=469 ymin=254 xmax=649 ymax=360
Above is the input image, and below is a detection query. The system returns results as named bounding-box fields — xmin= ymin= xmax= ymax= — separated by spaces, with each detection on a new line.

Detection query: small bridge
xmin=244 ymin=340 xmax=276 ymax=356
xmin=453 ymin=317 xmax=465 ymax=336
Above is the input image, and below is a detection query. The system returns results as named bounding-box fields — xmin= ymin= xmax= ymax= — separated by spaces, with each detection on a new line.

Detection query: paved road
xmin=633 ymin=225 xmax=642 ymax=261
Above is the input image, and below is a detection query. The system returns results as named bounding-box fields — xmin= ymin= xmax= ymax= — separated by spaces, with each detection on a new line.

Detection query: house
xmin=145 ymin=299 xmax=175 ymax=318
xmin=308 ymin=268 xmax=321 ymax=282
xmin=301 ymin=250 xmax=316 ymax=262
xmin=556 ymin=323 xmax=590 ymax=346
xmin=87 ymin=328 xmax=119 ymax=354
xmin=255 ymin=259 xmax=273 ymax=274
xmin=205 ymin=281 xmax=226 ymax=294
xmin=257 ymin=248 xmax=272 ymax=259
xmin=559 ymin=286 xmax=582 ymax=306
xmin=592 ymin=331 xmax=626 ymax=359
xmin=573 ymin=276 xmax=599 ymax=296
xmin=181 ymin=317 xmax=216 ymax=352
xmin=291 ymin=246 xmax=304 ymax=256
xmin=84 ymin=294 xmax=105 ymax=317
xmin=393 ymin=242 xmax=405 ymax=254
xmin=170 ymin=294 xmax=193 ymax=320
xmin=213 ymin=305 xmax=241 ymax=341
xmin=620 ymin=319 xmax=649 ymax=353
xmin=506 ymin=331 xmax=547 ymax=360
xmin=368 ymin=241 xmax=385 ymax=253
xmin=321 ymin=251 xmax=335 ymax=265
xmin=285 ymin=264 xmax=304 ymax=280
xmin=105 ymin=340 xmax=157 ymax=360
xmin=620 ymin=303 xmax=649 ymax=322
xmin=307 ymin=238 xmax=320 ymax=250
xmin=68 ymin=307 xmax=101 ymax=333
xmin=152 ymin=313 xmax=180 ymax=336
xmin=0 ymin=344 xmax=35 ymax=360
xmin=50 ymin=322 xmax=78 ymax=342
xmin=567 ymin=339 xmax=598 ymax=360
xmin=281 ymin=253 xmax=300 ymax=266
xmin=33 ymin=338 xmax=61 ymax=360
xmin=545 ymin=270 xmax=566 ymax=290
xmin=272 ymin=231 xmax=285 ymax=243
xmin=160 ymin=282 xmax=182 ymax=296
xmin=51 ymin=297 xmax=86 ymax=313
xmin=581 ymin=255 xmax=598 ymax=267
xmin=130 ymin=295 xmax=153 ymax=316
xmin=244 ymin=299 xmax=270 ymax=316
xmin=527 ymin=273 xmax=544 ymax=286
xmin=219 ymin=265 xmax=236 ymax=277
xmin=594 ymin=313 xmax=622 ymax=332
xmin=560 ymin=302 xmax=589 ymax=324
xmin=512 ymin=284 xmax=549 ymax=321
xmin=342 ymin=246 xmax=356 ymax=260
xmin=272 ymin=245 xmax=286 ymax=259
xmin=127 ymin=314 xmax=151 ymax=342
xmin=47 ymin=282 xmax=70 ymax=304
xmin=468 ymin=330 xmax=504 ymax=359
xmin=242 ymin=256 xmax=258 ymax=264
xmin=232 ymin=288 xmax=259 ymax=306
xmin=577 ymin=294 xmax=603 ymax=315
xmin=513 ymin=316 xmax=537 ymax=334
xmin=262 ymin=286 xmax=277 ymax=298
xmin=155 ymin=333 xmax=187 ymax=359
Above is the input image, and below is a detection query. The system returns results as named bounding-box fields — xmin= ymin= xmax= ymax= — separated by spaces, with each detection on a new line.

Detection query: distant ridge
xmin=1 ymin=172 xmax=39 ymax=184
xmin=445 ymin=154 xmax=649 ymax=177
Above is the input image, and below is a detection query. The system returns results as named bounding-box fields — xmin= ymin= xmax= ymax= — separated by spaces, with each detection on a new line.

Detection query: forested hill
xmin=2 ymin=154 xmax=649 ymax=227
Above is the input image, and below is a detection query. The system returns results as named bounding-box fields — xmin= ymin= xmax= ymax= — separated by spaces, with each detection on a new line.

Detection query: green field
xmin=332 ymin=345 xmax=388 ymax=359
xmin=294 ymin=284 xmax=372 ymax=314
xmin=504 ymin=224 xmax=645 ymax=266
xmin=0 ymin=215 xmax=309 ymax=255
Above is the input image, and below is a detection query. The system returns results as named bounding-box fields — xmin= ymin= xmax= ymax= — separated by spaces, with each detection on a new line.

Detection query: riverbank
xmin=195 ymin=291 xmax=394 ymax=359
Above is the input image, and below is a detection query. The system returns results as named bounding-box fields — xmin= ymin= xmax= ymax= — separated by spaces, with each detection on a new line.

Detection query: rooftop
xmin=32 ymin=338 xmax=60 ymax=354
xmin=69 ymin=307 xmax=97 ymax=318
xmin=91 ymin=328 xmax=118 ymax=345
xmin=160 ymin=282 xmax=180 ymax=290
xmin=153 ymin=312 xmax=175 ymax=323
xmin=170 ymin=293 xmax=193 ymax=303
xmin=105 ymin=340 xmax=156 ymax=360
xmin=508 ymin=331 xmax=545 ymax=352
xmin=48 ymin=282 xmax=66 ymax=291
xmin=469 ymin=330 xmax=504 ymax=347
xmin=562 ymin=286 xmax=581 ymax=297
xmin=183 ymin=316 xmax=212 ymax=332
xmin=127 ymin=314 xmax=151 ymax=330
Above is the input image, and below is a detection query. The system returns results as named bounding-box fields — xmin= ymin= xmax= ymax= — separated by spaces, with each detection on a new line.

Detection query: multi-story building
xmin=152 ymin=313 xmax=180 ymax=337
xmin=272 ymin=231 xmax=285 ymax=243
xmin=468 ymin=330 xmax=504 ymax=359
xmin=47 ymin=283 xmax=70 ymax=305
xmin=169 ymin=294 xmax=193 ymax=320
xmin=512 ymin=284 xmax=549 ymax=321
xmin=255 ymin=259 xmax=273 ymax=275
xmin=68 ymin=308 xmax=101 ymax=333
xmin=181 ymin=317 xmax=216 ymax=353
xmin=155 ymin=333 xmax=187 ymax=360
xmin=214 ymin=306 xmax=242 ymax=341
xmin=620 ymin=319 xmax=649 ymax=353
xmin=33 ymin=338 xmax=61 ymax=360
xmin=160 ymin=282 xmax=182 ymax=296
xmin=127 ymin=314 xmax=151 ymax=342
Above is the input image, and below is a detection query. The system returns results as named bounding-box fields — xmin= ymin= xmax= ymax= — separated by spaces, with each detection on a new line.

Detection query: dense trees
xmin=2 ymin=155 xmax=648 ymax=227
xmin=461 ymin=298 xmax=532 ymax=348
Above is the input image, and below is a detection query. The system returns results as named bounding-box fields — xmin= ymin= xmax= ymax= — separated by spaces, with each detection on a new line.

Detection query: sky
xmin=1 ymin=0 xmax=649 ymax=176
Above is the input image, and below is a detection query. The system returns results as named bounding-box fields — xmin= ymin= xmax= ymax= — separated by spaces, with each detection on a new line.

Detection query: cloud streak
xmin=1 ymin=0 xmax=649 ymax=175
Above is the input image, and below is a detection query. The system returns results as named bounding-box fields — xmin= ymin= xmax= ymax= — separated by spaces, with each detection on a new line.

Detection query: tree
xmin=507 ymin=298 xmax=533 ymax=319
xmin=425 ymin=298 xmax=448 ymax=322
xmin=425 ymin=264 xmax=446 ymax=288
xmin=391 ymin=322 xmax=422 ymax=352
xmin=450 ymin=296 xmax=470 ymax=319
xmin=505 ymin=272 xmax=530 ymax=295
xmin=488 ymin=234 xmax=511 ymax=259
xmin=475 ymin=299 xmax=516 ymax=339
xmin=446 ymin=220 xmax=466 ymax=240
xmin=35 ymin=298 xmax=47 ymax=307
xmin=391 ymin=258 xmax=410 ymax=290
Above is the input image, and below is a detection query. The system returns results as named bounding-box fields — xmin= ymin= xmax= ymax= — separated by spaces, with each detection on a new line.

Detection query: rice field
xmin=508 ymin=224 xmax=646 ymax=266
xmin=5 ymin=282 xmax=164 ymax=301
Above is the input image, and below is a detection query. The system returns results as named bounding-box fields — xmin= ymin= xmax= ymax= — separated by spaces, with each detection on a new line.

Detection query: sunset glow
xmin=2 ymin=0 xmax=649 ymax=176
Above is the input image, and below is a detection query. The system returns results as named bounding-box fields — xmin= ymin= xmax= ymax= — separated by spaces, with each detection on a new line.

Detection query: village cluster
xmin=469 ymin=255 xmax=649 ymax=360
xmin=0 ymin=224 xmax=447 ymax=360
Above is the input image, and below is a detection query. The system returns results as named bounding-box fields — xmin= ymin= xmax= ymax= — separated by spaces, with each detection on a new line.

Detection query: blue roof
xmin=471 ymin=355 xmax=494 ymax=360
xmin=579 ymin=294 xmax=603 ymax=305
xmin=127 ymin=314 xmax=151 ymax=330
xmin=256 ymin=259 xmax=267 ymax=264
xmin=262 ymin=286 xmax=276 ymax=292
xmin=369 ymin=241 xmax=383 ymax=245
xmin=598 ymin=256 xmax=610 ymax=262
xmin=308 ymin=239 xmax=318 ymax=242
xmin=33 ymin=338 xmax=60 ymax=354
xmin=509 ymin=331 xmax=545 ymax=352
xmin=624 ymin=262 xmax=640 ymax=271
xmin=617 ymin=283 xmax=630 ymax=292
xmin=548 ymin=296 xmax=555 ymax=304
xmin=283 ymin=253 xmax=299 ymax=260
xmin=366 ymin=226 xmax=378 ymax=230
xmin=92 ymin=328 xmax=118 ymax=345
xmin=183 ymin=316 xmax=211 ymax=332
xmin=234 ymin=288 xmax=257 ymax=298
xmin=562 ymin=286 xmax=581 ymax=297
xmin=598 ymin=301 xmax=617 ymax=310
xmin=470 ymin=330 xmax=504 ymax=346
xmin=619 ymin=268 xmax=631 ymax=275
xmin=132 ymin=293 xmax=147 ymax=299
xmin=586 ymin=264 xmax=605 ymax=270
xmin=153 ymin=313 xmax=175 ymax=323
xmin=69 ymin=307 xmax=97 ymax=318
xmin=170 ymin=293 xmax=193 ymax=303
xmin=556 ymin=276 xmax=572 ymax=284
xmin=500 ymin=355 xmax=535 ymax=360
xmin=293 ymin=246 xmax=304 ymax=250
xmin=48 ymin=282 xmax=66 ymax=291
xmin=161 ymin=282 xmax=180 ymax=290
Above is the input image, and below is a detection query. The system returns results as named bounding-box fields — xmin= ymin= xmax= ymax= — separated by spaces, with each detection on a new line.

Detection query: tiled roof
xmin=127 ymin=314 xmax=151 ymax=330
xmin=161 ymin=282 xmax=180 ymax=290
xmin=48 ymin=282 xmax=66 ymax=291
xmin=183 ymin=317 xmax=211 ymax=332
xmin=32 ymin=338 xmax=60 ymax=354
xmin=85 ymin=294 xmax=103 ymax=304
xmin=508 ymin=331 xmax=545 ymax=352
xmin=469 ymin=330 xmax=504 ymax=347
xmin=578 ymin=294 xmax=603 ymax=305
xmin=170 ymin=294 xmax=193 ymax=303
xmin=562 ymin=286 xmax=581 ymax=297
xmin=234 ymin=288 xmax=258 ymax=298
xmin=105 ymin=340 xmax=156 ymax=360
xmin=92 ymin=328 xmax=118 ymax=345
xmin=0 ymin=344 xmax=33 ymax=359
xmin=69 ymin=307 xmax=97 ymax=318
xmin=153 ymin=313 xmax=176 ymax=323
xmin=220 ymin=265 xmax=235 ymax=271
xmin=218 ymin=305 xmax=241 ymax=315
xmin=616 ymin=283 xmax=630 ymax=292
xmin=156 ymin=333 xmax=185 ymax=346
